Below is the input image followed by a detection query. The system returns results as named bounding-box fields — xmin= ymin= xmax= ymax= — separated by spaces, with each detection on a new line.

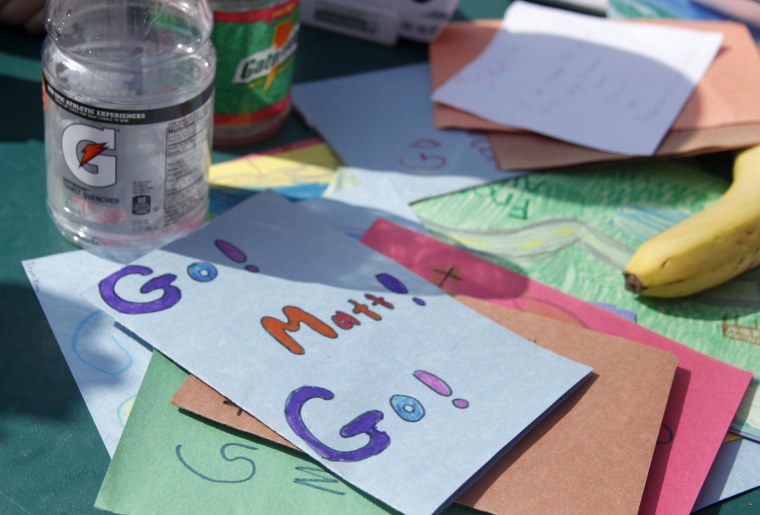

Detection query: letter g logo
xmin=62 ymin=123 xmax=117 ymax=187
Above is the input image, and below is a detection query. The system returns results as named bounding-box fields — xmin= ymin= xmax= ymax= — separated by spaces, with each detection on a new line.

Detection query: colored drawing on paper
xmin=85 ymin=191 xmax=591 ymax=515
xmin=72 ymin=310 xmax=134 ymax=375
xmin=412 ymin=159 xmax=760 ymax=437
xmin=723 ymin=318 xmax=760 ymax=347
xmin=210 ymin=141 xmax=339 ymax=190
xmin=175 ymin=443 xmax=258 ymax=484
xmin=215 ymin=239 xmax=260 ymax=273
xmin=209 ymin=141 xmax=339 ymax=213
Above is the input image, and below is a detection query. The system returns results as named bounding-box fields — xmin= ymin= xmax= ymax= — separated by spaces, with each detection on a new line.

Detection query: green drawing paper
xmin=411 ymin=158 xmax=760 ymax=439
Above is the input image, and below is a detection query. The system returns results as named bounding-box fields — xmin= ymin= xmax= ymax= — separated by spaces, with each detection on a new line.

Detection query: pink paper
xmin=360 ymin=219 xmax=752 ymax=515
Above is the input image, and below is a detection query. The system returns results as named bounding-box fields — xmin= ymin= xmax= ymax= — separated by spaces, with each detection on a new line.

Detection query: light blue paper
xmin=20 ymin=184 xmax=418 ymax=457
xmin=693 ymin=438 xmax=760 ymax=511
xmin=22 ymin=251 xmax=151 ymax=457
xmin=302 ymin=176 xmax=427 ymax=238
xmin=83 ymin=191 xmax=592 ymax=515
xmin=292 ymin=63 xmax=525 ymax=203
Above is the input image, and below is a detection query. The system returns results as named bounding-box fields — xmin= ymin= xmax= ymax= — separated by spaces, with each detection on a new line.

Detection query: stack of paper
xmin=360 ymin=218 xmax=753 ymax=514
xmin=75 ymin=191 xmax=601 ymax=514
xmin=170 ymin=294 xmax=677 ymax=514
xmin=21 ymin=2 xmax=760 ymax=509
xmin=430 ymin=1 xmax=760 ymax=169
xmin=23 ymin=142 xmax=757 ymax=513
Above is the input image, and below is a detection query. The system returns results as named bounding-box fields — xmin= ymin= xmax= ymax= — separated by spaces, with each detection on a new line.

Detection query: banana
xmin=623 ymin=144 xmax=760 ymax=298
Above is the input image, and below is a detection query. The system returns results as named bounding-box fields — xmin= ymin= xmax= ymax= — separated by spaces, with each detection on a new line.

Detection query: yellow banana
xmin=624 ymin=144 xmax=760 ymax=298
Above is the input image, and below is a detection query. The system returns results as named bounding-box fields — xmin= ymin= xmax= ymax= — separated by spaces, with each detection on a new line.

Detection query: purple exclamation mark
xmin=375 ymin=272 xmax=425 ymax=306
xmin=215 ymin=239 xmax=260 ymax=272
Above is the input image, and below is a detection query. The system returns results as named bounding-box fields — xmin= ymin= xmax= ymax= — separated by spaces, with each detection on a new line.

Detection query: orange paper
xmin=430 ymin=20 xmax=760 ymax=169
xmin=453 ymin=297 xmax=676 ymax=515
xmin=173 ymin=298 xmax=677 ymax=515
xmin=172 ymin=376 xmax=295 ymax=450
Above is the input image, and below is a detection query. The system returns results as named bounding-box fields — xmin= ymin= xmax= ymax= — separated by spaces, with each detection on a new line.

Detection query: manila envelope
xmin=430 ymin=19 xmax=760 ymax=170
xmin=173 ymin=297 xmax=677 ymax=515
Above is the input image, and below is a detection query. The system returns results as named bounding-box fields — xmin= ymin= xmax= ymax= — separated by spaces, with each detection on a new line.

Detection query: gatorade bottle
xmin=42 ymin=0 xmax=216 ymax=261
xmin=208 ymin=0 xmax=299 ymax=146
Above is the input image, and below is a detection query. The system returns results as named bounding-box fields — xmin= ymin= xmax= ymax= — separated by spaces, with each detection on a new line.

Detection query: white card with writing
xmin=432 ymin=1 xmax=723 ymax=155
xmin=83 ymin=191 xmax=591 ymax=515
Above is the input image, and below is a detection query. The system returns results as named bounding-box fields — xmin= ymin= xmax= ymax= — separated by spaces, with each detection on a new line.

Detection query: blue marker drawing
xmin=71 ymin=310 xmax=133 ymax=375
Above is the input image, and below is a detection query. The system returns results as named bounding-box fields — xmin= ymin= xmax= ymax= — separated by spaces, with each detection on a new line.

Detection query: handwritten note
xmin=83 ymin=191 xmax=591 ymax=515
xmin=432 ymin=1 xmax=723 ymax=155
xmin=292 ymin=63 xmax=525 ymax=202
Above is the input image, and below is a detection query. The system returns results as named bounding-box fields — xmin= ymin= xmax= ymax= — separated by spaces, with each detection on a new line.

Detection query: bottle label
xmin=43 ymin=74 xmax=213 ymax=234
xmin=211 ymin=0 xmax=299 ymax=125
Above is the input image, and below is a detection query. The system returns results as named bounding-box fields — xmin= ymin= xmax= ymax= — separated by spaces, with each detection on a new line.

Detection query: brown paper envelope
xmin=430 ymin=20 xmax=760 ymax=169
xmin=172 ymin=297 xmax=677 ymax=515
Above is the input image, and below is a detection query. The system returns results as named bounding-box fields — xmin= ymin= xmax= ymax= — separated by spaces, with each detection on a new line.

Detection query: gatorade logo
xmin=233 ymin=22 xmax=299 ymax=85
xmin=62 ymin=123 xmax=117 ymax=188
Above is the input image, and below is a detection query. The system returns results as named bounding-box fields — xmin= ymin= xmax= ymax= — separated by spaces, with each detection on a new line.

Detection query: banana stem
xmin=624 ymin=272 xmax=644 ymax=293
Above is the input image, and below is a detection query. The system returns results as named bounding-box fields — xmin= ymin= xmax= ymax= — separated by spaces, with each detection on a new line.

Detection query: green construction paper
xmin=95 ymin=352 xmax=479 ymax=515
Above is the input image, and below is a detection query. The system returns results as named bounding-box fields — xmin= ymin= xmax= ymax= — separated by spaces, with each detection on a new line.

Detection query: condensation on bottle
xmin=42 ymin=0 xmax=217 ymax=261
xmin=208 ymin=0 xmax=299 ymax=147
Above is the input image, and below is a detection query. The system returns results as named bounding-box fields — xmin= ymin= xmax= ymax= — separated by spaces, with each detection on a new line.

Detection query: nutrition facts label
xmin=164 ymin=102 xmax=212 ymax=228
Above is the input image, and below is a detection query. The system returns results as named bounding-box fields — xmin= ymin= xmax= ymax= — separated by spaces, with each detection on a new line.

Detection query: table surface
xmin=1 ymin=1 xmax=758 ymax=513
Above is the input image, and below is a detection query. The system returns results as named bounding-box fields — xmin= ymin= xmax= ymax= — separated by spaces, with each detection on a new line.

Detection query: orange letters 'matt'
xmin=261 ymin=306 xmax=338 ymax=355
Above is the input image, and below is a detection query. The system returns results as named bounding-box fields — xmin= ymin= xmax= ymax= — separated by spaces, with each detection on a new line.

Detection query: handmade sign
xmin=173 ymin=297 xmax=677 ymax=515
xmin=84 ymin=191 xmax=591 ymax=515
xmin=359 ymin=218 xmax=752 ymax=515
xmin=291 ymin=63 xmax=524 ymax=202
xmin=432 ymin=1 xmax=723 ymax=155
xmin=20 ymin=139 xmax=343 ymax=457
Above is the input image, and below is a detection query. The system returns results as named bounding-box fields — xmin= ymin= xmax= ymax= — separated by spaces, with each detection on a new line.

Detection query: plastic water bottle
xmin=42 ymin=0 xmax=216 ymax=261
xmin=207 ymin=0 xmax=299 ymax=146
